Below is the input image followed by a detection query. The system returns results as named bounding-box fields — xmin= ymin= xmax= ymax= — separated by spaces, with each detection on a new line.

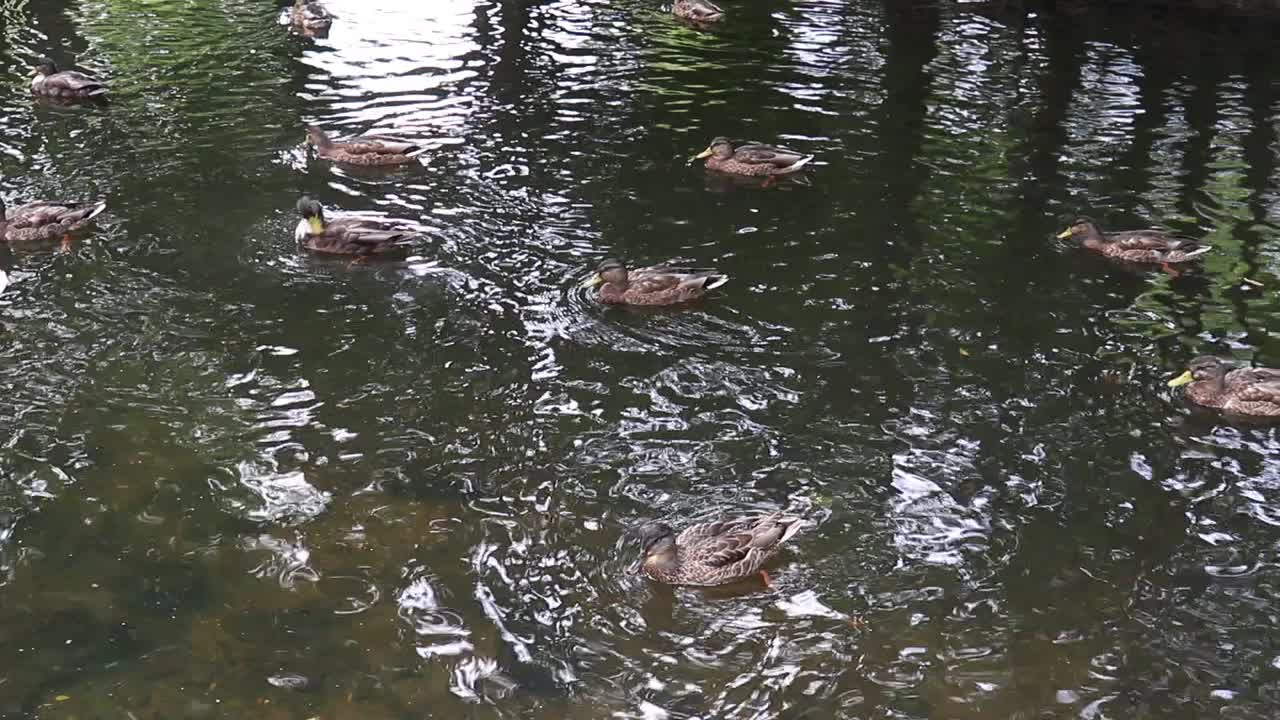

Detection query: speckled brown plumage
xmin=1 ymin=197 xmax=106 ymax=244
xmin=693 ymin=137 xmax=813 ymax=177
xmin=1169 ymin=356 xmax=1280 ymax=418
xmin=673 ymin=0 xmax=724 ymax=24
xmin=290 ymin=0 xmax=333 ymax=37
xmin=628 ymin=514 xmax=807 ymax=586
xmin=1057 ymin=217 xmax=1210 ymax=264
xmin=580 ymin=258 xmax=728 ymax=306
xmin=305 ymin=125 xmax=423 ymax=166
xmin=29 ymin=56 xmax=107 ymax=101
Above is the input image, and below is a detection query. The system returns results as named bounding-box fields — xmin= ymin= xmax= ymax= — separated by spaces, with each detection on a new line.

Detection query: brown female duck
xmin=579 ymin=258 xmax=727 ymax=306
xmin=1168 ymin=356 xmax=1280 ymax=418
xmin=627 ymin=514 xmax=807 ymax=586
xmin=294 ymin=196 xmax=415 ymax=256
xmin=1 ymin=196 xmax=106 ymax=245
xmin=692 ymin=137 xmax=813 ymax=177
xmin=304 ymin=125 xmax=425 ymax=166
xmin=290 ymin=0 xmax=333 ymax=37
xmin=29 ymin=56 xmax=107 ymax=101
xmin=673 ymin=0 xmax=725 ymax=24
xmin=1056 ymin=217 xmax=1210 ymax=265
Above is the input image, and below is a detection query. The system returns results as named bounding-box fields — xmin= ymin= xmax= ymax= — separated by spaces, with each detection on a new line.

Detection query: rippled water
xmin=2 ymin=0 xmax=1280 ymax=717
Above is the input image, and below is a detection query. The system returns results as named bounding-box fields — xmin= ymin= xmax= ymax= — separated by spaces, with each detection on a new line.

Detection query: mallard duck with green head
xmin=304 ymin=125 xmax=425 ymax=166
xmin=579 ymin=258 xmax=727 ymax=306
xmin=628 ymin=513 xmax=807 ymax=586
xmin=29 ymin=56 xmax=108 ymax=101
xmin=692 ymin=137 xmax=813 ymax=177
xmin=673 ymin=0 xmax=725 ymax=24
xmin=290 ymin=0 xmax=333 ymax=37
xmin=1168 ymin=356 xmax=1280 ymax=418
xmin=294 ymin=196 xmax=415 ymax=256
xmin=1056 ymin=217 xmax=1210 ymax=265
xmin=1 ymin=196 xmax=106 ymax=245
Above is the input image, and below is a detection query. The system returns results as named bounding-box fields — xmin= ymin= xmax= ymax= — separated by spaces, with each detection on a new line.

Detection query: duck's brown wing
xmin=1105 ymin=230 xmax=1202 ymax=253
xmin=627 ymin=272 xmax=685 ymax=295
xmin=310 ymin=219 xmax=413 ymax=255
xmin=294 ymin=0 xmax=333 ymax=26
xmin=679 ymin=517 xmax=798 ymax=584
xmin=1225 ymin=383 xmax=1280 ymax=417
xmin=338 ymin=136 xmax=421 ymax=156
xmin=732 ymin=143 xmax=811 ymax=169
xmin=1225 ymin=367 xmax=1280 ymax=387
xmin=683 ymin=0 xmax=725 ymax=20
xmin=9 ymin=201 xmax=104 ymax=228
xmin=42 ymin=71 xmax=107 ymax=97
xmin=631 ymin=267 xmax=727 ymax=293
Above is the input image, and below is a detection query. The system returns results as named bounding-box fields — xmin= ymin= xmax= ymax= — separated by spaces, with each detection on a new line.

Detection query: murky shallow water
xmin=2 ymin=0 xmax=1280 ymax=717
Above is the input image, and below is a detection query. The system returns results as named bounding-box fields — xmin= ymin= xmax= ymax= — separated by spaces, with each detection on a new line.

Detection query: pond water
xmin=2 ymin=0 xmax=1280 ymax=717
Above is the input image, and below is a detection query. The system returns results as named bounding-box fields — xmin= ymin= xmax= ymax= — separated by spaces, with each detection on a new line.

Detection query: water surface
xmin=2 ymin=0 xmax=1280 ymax=718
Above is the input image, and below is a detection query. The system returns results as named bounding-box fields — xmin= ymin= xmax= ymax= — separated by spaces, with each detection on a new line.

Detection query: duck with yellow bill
xmin=1168 ymin=356 xmax=1280 ymax=418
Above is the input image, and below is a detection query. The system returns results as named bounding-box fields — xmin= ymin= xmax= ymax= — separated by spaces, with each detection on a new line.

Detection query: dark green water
xmin=2 ymin=0 xmax=1280 ymax=717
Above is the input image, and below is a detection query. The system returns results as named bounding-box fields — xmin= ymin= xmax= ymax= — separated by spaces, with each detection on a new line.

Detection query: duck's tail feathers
xmin=405 ymin=146 xmax=429 ymax=158
xmin=86 ymin=87 xmax=109 ymax=98
xmin=1183 ymin=245 xmax=1212 ymax=258
xmin=85 ymin=200 xmax=107 ymax=220
xmin=703 ymin=274 xmax=729 ymax=290
xmin=786 ymin=155 xmax=814 ymax=171
xmin=775 ymin=515 xmax=807 ymax=544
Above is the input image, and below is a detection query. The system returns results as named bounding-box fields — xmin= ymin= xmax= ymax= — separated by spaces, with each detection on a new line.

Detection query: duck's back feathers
xmin=733 ymin=143 xmax=813 ymax=171
xmin=298 ymin=218 xmax=414 ymax=256
xmin=673 ymin=0 xmax=725 ymax=23
xmin=610 ymin=267 xmax=728 ymax=305
xmin=3 ymin=199 xmax=106 ymax=243
xmin=664 ymin=514 xmax=806 ymax=586
xmin=32 ymin=70 xmax=107 ymax=99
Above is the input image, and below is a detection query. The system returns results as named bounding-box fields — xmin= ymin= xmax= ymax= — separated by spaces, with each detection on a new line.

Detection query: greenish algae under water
xmin=1 ymin=0 xmax=1280 ymax=718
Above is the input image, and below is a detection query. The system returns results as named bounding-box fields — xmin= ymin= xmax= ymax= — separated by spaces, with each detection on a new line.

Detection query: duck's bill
xmin=625 ymin=558 xmax=642 ymax=575
xmin=1055 ymin=229 xmax=1073 ymax=239
xmin=690 ymin=148 xmax=714 ymax=162
xmin=1167 ymin=370 xmax=1194 ymax=388
xmin=307 ymin=217 xmax=324 ymax=234
xmin=28 ymin=67 xmax=38 ymax=77
xmin=579 ymin=273 xmax=603 ymax=289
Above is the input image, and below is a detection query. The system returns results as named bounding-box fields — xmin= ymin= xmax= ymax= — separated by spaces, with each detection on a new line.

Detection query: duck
xmin=692 ymin=137 xmax=813 ymax=177
xmin=293 ymin=196 xmax=415 ymax=256
xmin=627 ymin=513 xmax=807 ymax=586
xmin=1056 ymin=217 xmax=1210 ymax=265
xmin=673 ymin=0 xmax=725 ymax=24
xmin=304 ymin=125 xmax=424 ymax=166
xmin=290 ymin=0 xmax=333 ymax=37
xmin=1168 ymin=356 xmax=1280 ymax=418
xmin=1 ymin=196 xmax=106 ymax=245
xmin=29 ymin=56 xmax=108 ymax=101
xmin=579 ymin=258 xmax=728 ymax=306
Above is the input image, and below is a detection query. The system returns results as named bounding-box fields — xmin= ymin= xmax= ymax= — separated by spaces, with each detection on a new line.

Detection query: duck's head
xmin=1056 ymin=217 xmax=1100 ymax=242
xmin=691 ymin=137 xmax=734 ymax=162
xmin=303 ymin=124 xmax=331 ymax=149
xmin=580 ymin=258 xmax=627 ymax=289
xmin=626 ymin=523 xmax=676 ymax=575
xmin=1168 ymin=355 xmax=1229 ymax=388
xmin=31 ymin=56 xmax=57 ymax=78
xmin=295 ymin=196 xmax=326 ymax=236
